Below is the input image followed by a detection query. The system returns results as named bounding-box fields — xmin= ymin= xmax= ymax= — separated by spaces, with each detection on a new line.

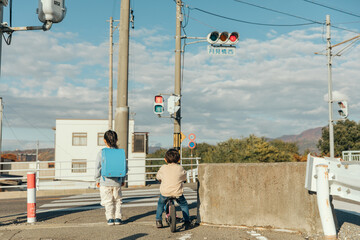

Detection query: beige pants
xmin=100 ymin=186 xmax=122 ymax=220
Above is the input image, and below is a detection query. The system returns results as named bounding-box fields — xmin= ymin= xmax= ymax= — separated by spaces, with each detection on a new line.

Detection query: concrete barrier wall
xmin=198 ymin=162 xmax=323 ymax=234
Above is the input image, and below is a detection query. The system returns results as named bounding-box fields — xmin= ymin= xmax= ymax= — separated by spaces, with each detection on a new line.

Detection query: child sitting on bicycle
xmin=155 ymin=148 xmax=191 ymax=229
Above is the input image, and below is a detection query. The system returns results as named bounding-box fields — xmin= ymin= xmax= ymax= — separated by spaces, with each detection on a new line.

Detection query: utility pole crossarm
xmin=332 ymin=34 xmax=360 ymax=48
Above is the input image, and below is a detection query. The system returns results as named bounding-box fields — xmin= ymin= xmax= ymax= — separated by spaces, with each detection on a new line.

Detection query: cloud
xmin=1 ymin=26 xmax=360 ymax=149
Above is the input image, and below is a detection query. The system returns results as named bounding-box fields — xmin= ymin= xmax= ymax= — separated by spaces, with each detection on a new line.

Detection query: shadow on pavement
xmin=118 ymin=233 xmax=148 ymax=240
xmin=123 ymin=209 xmax=156 ymax=224
xmin=36 ymin=203 xmax=101 ymax=222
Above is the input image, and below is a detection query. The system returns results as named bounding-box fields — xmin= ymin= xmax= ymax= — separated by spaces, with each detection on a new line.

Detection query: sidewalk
xmin=0 ymin=206 xmax=308 ymax=240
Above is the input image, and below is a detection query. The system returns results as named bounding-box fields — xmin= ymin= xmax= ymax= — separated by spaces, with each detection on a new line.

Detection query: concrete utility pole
xmin=0 ymin=97 xmax=3 ymax=155
xmin=0 ymin=2 xmax=4 ymax=76
xmin=115 ymin=0 xmax=130 ymax=157
xmin=108 ymin=17 xmax=114 ymax=130
xmin=326 ymin=15 xmax=335 ymax=159
xmin=173 ymin=0 xmax=182 ymax=150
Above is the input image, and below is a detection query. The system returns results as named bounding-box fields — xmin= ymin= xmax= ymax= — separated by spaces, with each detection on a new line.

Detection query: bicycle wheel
xmin=169 ymin=201 xmax=176 ymax=232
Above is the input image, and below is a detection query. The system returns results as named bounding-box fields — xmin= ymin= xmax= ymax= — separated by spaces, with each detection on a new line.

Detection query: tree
xmin=317 ymin=119 xmax=360 ymax=157
xmin=201 ymin=135 xmax=297 ymax=163
xmin=146 ymin=135 xmax=300 ymax=165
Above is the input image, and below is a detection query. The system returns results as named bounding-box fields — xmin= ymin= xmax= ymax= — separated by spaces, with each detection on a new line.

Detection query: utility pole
xmin=0 ymin=1 xmax=4 ymax=76
xmin=115 ymin=0 xmax=130 ymax=157
xmin=0 ymin=97 xmax=3 ymax=155
xmin=326 ymin=15 xmax=335 ymax=159
xmin=173 ymin=0 xmax=182 ymax=150
xmin=108 ymin=17 xmax=114 ymax=130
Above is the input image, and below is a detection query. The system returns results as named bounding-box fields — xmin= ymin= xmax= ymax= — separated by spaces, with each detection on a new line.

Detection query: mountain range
xmin=277 ymin=127 xmax=323 ymax=154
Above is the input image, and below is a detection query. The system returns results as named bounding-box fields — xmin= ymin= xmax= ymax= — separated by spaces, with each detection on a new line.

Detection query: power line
xmin=189 ymin=7 xmax=316 ymax=27
xmin=3 ymin=112 xmax=25 ymax=147
xmin=234 ymin=0 xmax=360 ymax=34
xmin=303 ymin=0 xmax=360 ymax=18
xmin=234 ymin=0 xmax=323 ymax=25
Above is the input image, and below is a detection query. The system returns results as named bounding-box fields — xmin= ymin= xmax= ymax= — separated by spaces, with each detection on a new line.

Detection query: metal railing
xmin=0 ymin=157 xmax=200 ymax=191
xmin=305 ymin=154 xmax=360 ymax=238
xmin=342 ymin=150 xmax=360 ymax=161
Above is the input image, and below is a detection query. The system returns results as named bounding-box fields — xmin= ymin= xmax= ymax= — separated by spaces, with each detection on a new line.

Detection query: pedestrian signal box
xmin=338 ymin=101 xmax=348 ymax=118
xmin=154 ymin=95 xmax=164 ymax=115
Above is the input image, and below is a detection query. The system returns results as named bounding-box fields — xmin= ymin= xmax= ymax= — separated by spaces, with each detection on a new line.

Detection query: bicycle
xmin=165 ymin=197 xmax=178 ymax=232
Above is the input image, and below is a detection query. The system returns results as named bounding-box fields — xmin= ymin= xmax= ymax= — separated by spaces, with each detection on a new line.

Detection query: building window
xmin=72 ymin=132 xmax=87 ymax=146
xmin=98 ymin=133 xmax=105 ymax=146
xmin=133 ymin=133 xmax=148 ymax=153
xmin=71 ymin=159 xmax=87 ymax=173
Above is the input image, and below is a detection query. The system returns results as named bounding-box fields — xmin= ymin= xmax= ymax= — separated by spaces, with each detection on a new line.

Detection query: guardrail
xmin=0 ymin=157 xmax=200 ymax=191
xmin=305 ymin=154 xmax=360 ymax=238
xmin=342 ymin=150 xmax=360 ymax=161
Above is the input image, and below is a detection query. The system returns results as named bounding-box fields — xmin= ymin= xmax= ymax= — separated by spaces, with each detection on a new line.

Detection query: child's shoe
xmin=156 ymin=220 xmax=163 ymax=228
xmin=114 ymin=218 xmax=122 ymax=225
xmin=182 ymin=221 xmax=191 ymax=230
xmin=107 ymin=219 xmax=115 ymax=225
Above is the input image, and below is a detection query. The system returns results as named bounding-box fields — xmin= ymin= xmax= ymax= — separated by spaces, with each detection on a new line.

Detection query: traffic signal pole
xmin=326 ymin=15 xmax=335 ymax=159
xmin=173 ymin=0 xmax=182 ymax=150
xmin=116 ymin=0 xmax=130 ymax=157
xmin=108 ymin=17 xmax=114 ymax=131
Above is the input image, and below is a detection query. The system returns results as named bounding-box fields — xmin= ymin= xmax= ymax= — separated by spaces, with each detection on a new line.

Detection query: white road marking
xmin=39 ymin=187 xmax=197 ymax=212
xmin=246 ymin=230 xmax=268 ymax=240
xmin=177 ymin=233 xmax=192 ymax=240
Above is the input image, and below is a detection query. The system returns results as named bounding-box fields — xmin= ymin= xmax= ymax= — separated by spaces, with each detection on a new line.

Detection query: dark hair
xmin=104 ymin=130 xmax=118 ymax=149
xmin=165 ymin=148 xmax=180 ymax=164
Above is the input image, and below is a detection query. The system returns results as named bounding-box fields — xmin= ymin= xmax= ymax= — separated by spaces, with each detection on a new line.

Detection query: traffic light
xmin=207 ymin=31 xmax=239 ymax=45
xmin=338 ymin=101 xmax=348 ymax=118
xmin=167 ymin=95 xmax=180 ymax=114
xmin=154 ymin=95 xmax=164 ymax=115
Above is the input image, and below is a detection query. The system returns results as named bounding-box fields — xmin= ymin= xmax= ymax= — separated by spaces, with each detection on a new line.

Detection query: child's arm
xmin=156 ymin=165 xmax=164 ymax=181
xmin=94 ymin=151 xmax=102 ymax=184
xmin=180 ymin=167 xmax=187 ymax=182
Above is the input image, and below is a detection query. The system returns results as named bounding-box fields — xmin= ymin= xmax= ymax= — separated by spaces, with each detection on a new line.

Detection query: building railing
xmin=342 ymin=150 xmax=360 ymax=161
xmin=0 ymin=157 xmax=200 ymax=191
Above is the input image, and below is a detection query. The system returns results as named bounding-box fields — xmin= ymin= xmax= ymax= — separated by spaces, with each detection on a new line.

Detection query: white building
xmin=54 ymin=119 xmax=148 ymax=187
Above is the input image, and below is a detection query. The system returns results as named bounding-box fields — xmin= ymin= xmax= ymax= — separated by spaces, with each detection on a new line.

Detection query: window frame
xmin=72 ymin=132 xmax=87 ymax=146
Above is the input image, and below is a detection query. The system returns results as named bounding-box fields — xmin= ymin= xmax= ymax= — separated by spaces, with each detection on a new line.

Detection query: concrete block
xmin=198 ymin=162 xmax=323 ymax=234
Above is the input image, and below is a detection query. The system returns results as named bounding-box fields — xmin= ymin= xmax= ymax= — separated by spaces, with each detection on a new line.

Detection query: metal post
xmin=316 ymin=164 xmax=336 ymax=239
xmin=36 ymin=141 xmax=39 ymax=190
xmin=173 ymin=0 xmax=182 ymax=150
xmin=109 ymin=17 xmax=114 ymax=130
xmin=326 ymin=15 xmax=335 ymax=159
xmin=115 ymin=0 xmax=130 ymax=157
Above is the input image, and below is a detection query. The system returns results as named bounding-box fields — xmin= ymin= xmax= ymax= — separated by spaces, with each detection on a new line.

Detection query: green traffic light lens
xmin=154 ymin=105 xmax=163 ymax=113
xmin=210 ymin=32 xmax=219 ymax=41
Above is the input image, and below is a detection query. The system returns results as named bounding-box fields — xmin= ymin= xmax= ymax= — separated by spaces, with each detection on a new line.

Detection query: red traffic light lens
xmin=229 ymin=32 xmax=239 ymax=43
xmin=155 ymin=95 xmax=163 ymax=103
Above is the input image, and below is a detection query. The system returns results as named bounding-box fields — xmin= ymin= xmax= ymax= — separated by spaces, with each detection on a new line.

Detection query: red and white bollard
xmin=27 ymin=172 xmax=36 ymax=223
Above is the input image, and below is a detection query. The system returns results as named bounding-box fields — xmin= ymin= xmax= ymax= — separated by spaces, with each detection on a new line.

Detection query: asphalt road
xmin=0 ymin=185 xmax=357 ymax=240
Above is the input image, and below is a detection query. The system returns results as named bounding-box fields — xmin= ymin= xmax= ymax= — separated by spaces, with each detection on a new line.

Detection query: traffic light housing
xmin=338 ymin=101 xmax=348 ymax=118
xmin=167 ymin=95 xmax=180 ymax=114
xmin=207 ymin=31 xmax=239 ymax=45
xmin=154 ymin=95 xmax=164 ymax=115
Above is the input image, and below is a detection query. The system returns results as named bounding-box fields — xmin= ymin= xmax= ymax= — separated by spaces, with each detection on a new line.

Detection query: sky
xmin=0 ymin=0 xmax=360 ymax=151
